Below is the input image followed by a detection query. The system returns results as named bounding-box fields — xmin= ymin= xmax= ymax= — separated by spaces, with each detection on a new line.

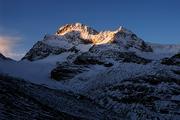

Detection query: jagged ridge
xmin=22 ymin=23 xmax=153 ymax=61
xmin=55 ymin=23 xmax=152 ymax=52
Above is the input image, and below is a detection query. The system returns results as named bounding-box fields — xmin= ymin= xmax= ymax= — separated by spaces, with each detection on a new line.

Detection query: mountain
xmin=22 ymin=23 xmax=152 ymax=61
xmin=0 ymin=53 xmax=7 ymax=60
xmin=0 ymin=53 xmax=13 ymax=61
xmin=0 ymin=23 xmax=180 ymax=120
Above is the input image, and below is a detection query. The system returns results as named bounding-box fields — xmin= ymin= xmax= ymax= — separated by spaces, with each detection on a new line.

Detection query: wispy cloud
xmin=0 ymin=35 xmax=25 ymax=60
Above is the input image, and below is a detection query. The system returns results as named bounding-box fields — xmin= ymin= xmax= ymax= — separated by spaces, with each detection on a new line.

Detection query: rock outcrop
xmin=161 ymin=53 xmax=180 ymax=66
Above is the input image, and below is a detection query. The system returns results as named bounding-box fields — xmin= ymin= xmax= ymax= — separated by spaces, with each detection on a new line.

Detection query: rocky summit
xmin=22 ymin=23 xmax=152 ymax=61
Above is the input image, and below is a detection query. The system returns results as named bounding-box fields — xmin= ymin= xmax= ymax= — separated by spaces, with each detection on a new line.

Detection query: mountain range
xmin=0 ymin=23 xmax=180 ymax=120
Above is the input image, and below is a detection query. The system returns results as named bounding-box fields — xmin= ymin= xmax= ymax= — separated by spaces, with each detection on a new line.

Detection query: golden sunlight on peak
xmin=55 ymin=25 xmax=130 ymax=45
xmin=91 ymin=31 xmax=116 ymax=45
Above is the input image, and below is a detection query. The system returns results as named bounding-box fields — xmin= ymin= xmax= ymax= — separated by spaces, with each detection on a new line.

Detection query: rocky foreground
xmin=0 ymin=75 xmax=123 ymax=120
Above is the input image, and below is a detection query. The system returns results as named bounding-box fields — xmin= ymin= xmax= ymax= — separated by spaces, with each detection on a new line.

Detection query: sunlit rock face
xmin=56 ymin=23 xmax=99 ymax=35
xmin=56 ymin=23 xmax=152 ymax=52
xmin=22 ymin=23 xmax=153 ymax=61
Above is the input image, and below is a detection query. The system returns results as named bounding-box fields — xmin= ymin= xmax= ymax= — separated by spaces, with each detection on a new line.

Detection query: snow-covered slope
xmin=139 ymin=43 xmax=180 ymax=60
xmin=0 ymin=53 xmax=13 ymax=61
xmin=0 ymin=23 xmax=180 ymax=120
xmin=150 ymin=43 xmax=180 ymax=53
xmin=22 ymin=23 xmax=153 ymax=61
xmin=57 ymin=23 xmax=152 ymax=52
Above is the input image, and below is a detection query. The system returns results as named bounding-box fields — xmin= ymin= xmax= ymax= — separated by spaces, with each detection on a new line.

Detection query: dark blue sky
xmin=0 ymin=0 xmax=180 ymax=59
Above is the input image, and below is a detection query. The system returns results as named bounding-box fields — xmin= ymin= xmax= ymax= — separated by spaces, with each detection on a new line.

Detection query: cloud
xmin=0 ymin=35 xmax=25 ymax=60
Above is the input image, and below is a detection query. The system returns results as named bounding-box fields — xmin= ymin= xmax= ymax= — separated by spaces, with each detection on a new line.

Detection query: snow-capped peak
xmin=56 ymin=23 xmax=98 ymax=35
xmin=22 ymin=23 xmax=154 ymax=61
xmin=55 ymin=23 xmax=151 ymax=50
xmin=116 ymin=26 xmax=133 ymax=34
